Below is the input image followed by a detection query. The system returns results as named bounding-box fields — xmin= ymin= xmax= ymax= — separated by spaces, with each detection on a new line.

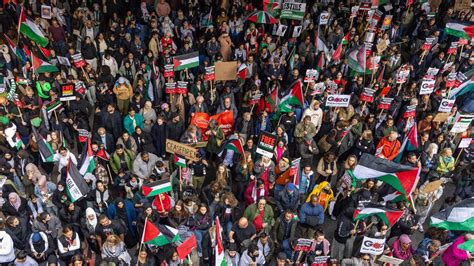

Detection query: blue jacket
xmin=299 ymin=202 xmax=324 ymax=225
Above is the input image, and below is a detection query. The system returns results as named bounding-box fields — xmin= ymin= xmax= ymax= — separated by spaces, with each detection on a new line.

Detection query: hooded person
xmin=276 ymin=183 xmax=300 ymax=213
xmin=106 ymin=197 xmax=138 ymax=247
xmin=392 ymin=234 xmax=415 ymax=260
xmin=26 ymin=231 xmax=58 ymax=265
xmin=306 ymin=181 xmax=334 ymax=211
xmin=113 ymin=77 xmax=133 ymax=115
xmin=302 ymin=100 xmax=323 ymax=134
xmin=81 ymin=207 xmax=100 ymax=253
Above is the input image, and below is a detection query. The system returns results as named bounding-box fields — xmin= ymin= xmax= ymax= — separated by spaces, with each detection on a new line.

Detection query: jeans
xmin=194 ymin=229 xmax=206 ymax=253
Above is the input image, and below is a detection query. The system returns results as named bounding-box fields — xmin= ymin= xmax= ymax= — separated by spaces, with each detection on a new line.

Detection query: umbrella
xmin=459 ymin=239 xmax=474 ymax=252
xmin=247 ymin=11 xmax=279 ymax=24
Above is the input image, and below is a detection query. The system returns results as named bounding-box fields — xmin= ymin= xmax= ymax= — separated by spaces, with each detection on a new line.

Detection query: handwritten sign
xmin=166 ymin=139 xmax=198 ymax=160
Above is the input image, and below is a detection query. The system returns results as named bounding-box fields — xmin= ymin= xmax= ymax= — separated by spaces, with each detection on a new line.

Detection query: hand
xmin=350 ymin=229 xmax=356 ymax=234
xmin=315 ymin=250 xmax=322 ymax=255
xmin=325 ymin=169 xmax=332 ymax=174
xmin=229 ymin=238 xmax=235 ymax=243
xmin=262 ymin=222 xmax=268 ymax=228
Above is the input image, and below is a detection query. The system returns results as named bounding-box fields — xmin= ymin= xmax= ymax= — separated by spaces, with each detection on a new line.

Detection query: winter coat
xmin=442 ymin=236 xmax=470 ymax=266
xmin=302 ymin=105 xmax=323 ymax=132
xmin=272 ymin=216 xmax=297 ymax=242
xmin=0 ymin=231 xmax=15 ymax=263
xmin=294 ymin=122 xmax=317 ymax=143
xmin=123 ymin=114 xmax=144 ymax=135
xmin=299 ymin=202 xmax=324 ymax=227
xmin=276 ymin=189 xmax=300 ymax=212
xmin=110 ymin=149 xmax=135 ymax=175
xmin=132 ymin=153 xmax=160 ymax=179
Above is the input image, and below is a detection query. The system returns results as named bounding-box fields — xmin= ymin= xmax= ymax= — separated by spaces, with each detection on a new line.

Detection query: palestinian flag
xmin=348 ymin=153 xmax=420 ymax=196
xmin=177 ymin=235 xmax=197 ymax=259
xmin=459 ymin=240 xmax=474 ymax=252
xmin=395 ymin=122 xmax=419 ymax=162
xmin=448 ymin=77 xmax=474 ymax=99
xmin=464 ymin=25 xmax=474 ymax=40
xmin=142 ymin=220 xmax=179 ymax=246
xmin=372 ymin=0 xmax=388 ymax=6
xmin=353 ymin=205 xmax=404 ymax=226
xmin=3 ymin=34 xmax=22 ymax=60
xmin=78 ymin=138 xmax=96 ymax=175
xmin=173 ymin=52 xmax=199 ymax=71
xmin=174 ymin=154 xmax=186 ymax=167
xmin=39 ymin=46 xmax=52 ymax=61
xmin=278 ymin=80 xmax=304 ymax=112
xmin=332 ymin=41 xmax=343 ymax=61
xmin=316 ymin=53 xmax=325 ymax=71
xmin=96 ymin=148 xmax=109 ymax=161
xmin=348 ymin=44 xmax=370 ymax=74
xmin=14 ymin=132 xmax=24 ymax=150
xmin=238 ymin=63 xmax=248 ymax=80
xmin=65 ymin=159 xmax=90 ymax=203
xmin=342 ymin=33 xmax=350 ymax=45
xmin=18 ymin=7 xmax=48 ymax=47
xmin=430 ymin=198 xmax=474 ymax=231
xmin=445 ymin=22 xmax=471 ymax=40
xmin=215 ymin=217 xmax=226 ymax=266
xmin=266 ymin=86 xmax=278 ymax=107
xmin=33 ymin=128 xmax=54 ymax=162
xmin=224 ymin=138 xmax=245 ymax=156
xmin=31 ymin=53 xmax=59 ymax=74
xmin=46 ymin=101 xmax=63 ymax=113
xmin=16 ymin=77 xmax=29 ymax=86
xmin=142 ymin=179 xmax=172 ymax=197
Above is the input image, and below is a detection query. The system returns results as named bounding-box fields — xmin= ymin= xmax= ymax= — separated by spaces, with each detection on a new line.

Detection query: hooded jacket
xmin=0 ymin=231 xmax=15 ymax=263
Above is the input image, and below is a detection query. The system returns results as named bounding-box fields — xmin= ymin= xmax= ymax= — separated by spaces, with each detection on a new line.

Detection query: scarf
xmin=86 ymin=207 xmax=97 ymax=229
xmin=8 ymin=192 xmax=21 ymax=211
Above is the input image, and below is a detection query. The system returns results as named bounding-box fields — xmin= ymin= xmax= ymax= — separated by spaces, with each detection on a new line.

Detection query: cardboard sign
xmin=319 ymin=12 xmax=329 ymax=25
xmin=422 ymin=180 xmax=444 ymax=194
xmin=215 ymin=61 xmax=238 ymax=81
xmin=256 ymin=131 xmax=278 ymax=158
xmin=280 ymin=1 xmax=306 ymax=21
xmin=459 ymin=138 xmax=473 ymax=148
xmin=360 ymin=87 xmax=375 ymax=103
xmin=41 ymin=5 xmax=52 ymax=19
xmin=454 ymin=0 xmax=471 ymax=11
xmin=377 ymin=98 xmax=393 ymax=110
xmin=294 ymin=238 xmax=314 ymax=252
xmin=433 ymin=112 xmax=450 ymax=122
xmin=204 ymin=66 xmax=215 ymax=81
xmin=304 ymin=69 xmax=318 ymax=83
xmin=450 ymin=117 xmax=472 ymax=133
xmin=420 ymin=79 xmax=436 ymax=95
xmin=60 ymin=83 xmax=75 ymax=101
xmin=438 ymin=99 xmax=455 ymax=113
xmin=163 ymin=64 xmax=174 ymax=78
xmin=404 ymin=105 xmax=417 ymax=118
xmin=71 ymin=53 xmax=86 ymax=68
xmin=377 ymin=255 xmax=404 ymax=265
xmin=360 ymin=236 xmax=385 ymax=255
xmin=166 ymin=139 xmax=198 ymax=160
xmin=326 ymin=94 xmax=351 ymax=107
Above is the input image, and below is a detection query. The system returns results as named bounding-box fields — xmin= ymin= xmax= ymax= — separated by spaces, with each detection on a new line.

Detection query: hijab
xmin=86 ymin=207 xmax=98 ymax=229
xmin=8 ymin=192 xmax=21 ymax=211
xmin=26 ymin=163 xmax=42 ymax=184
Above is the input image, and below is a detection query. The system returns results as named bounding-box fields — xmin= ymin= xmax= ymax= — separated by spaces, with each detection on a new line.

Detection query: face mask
xmin=58 ymin=187 xmax=64 ymax=192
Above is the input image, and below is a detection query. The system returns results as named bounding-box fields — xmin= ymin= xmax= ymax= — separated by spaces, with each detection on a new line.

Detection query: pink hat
xmin=399 ymin=234 xmax=412 ymax=244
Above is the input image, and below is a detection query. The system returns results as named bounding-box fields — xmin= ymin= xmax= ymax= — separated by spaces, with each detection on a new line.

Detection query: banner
xmin=325 ymin=94 xmax=351 ymax=107
xmin=60 ymin=83 xmax=75 ymax=101
xmin=419 ymin=79 xmax=436 ymax=95
xmin=256 ymin=131 xmax=278 ymax=158
xmin=438 ymin=99 xmax=455 ymax=113
xmin=319 ymin=12 xmax=329 ymax=25
xmin=280 ymin=1 xmax=306 ymax=20
xmin=360 ymin=236 xmax=385 ymax=255
xmin=190 ymin=111 xmax=234 ymax=138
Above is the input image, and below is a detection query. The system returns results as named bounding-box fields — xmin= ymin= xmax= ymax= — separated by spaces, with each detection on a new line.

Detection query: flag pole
xmin=137 ymin=216 xmax=147 ymax=266
xmin=179 ymin=165 xmax=182 ymax=194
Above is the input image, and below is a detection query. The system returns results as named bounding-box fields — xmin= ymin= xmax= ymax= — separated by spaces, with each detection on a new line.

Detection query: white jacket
xmin=0 ymin=231 xmax=15 ymax=263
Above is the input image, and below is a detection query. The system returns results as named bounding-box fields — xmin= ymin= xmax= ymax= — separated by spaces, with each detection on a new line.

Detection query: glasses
xmin=362 ymin=258 xmax=370 ymax=261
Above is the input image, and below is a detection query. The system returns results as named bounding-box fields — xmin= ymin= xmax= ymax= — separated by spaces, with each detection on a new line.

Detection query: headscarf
xmin=37 ymin=175 xmax=48 ymax=192
xmin=85 ymin=207 xmax=98 ymax=229
xmin=8 ymin=192 xmax=21 ymax=211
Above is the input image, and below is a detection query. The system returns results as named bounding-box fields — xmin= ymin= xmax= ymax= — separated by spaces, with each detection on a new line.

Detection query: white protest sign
xmin=450 ymin=117 xmax=472 ymax=133
xmin=319 ymin=12 xmax=330 ymax=25
xmin=459 ymin=138 xmax=472 ymax=148
xmin=438 ymin=99 xmax=455 ymax=113
xmin=325 ymin=95 xmax=351 ymax=107
xmin=419 ymin=79 xmax=436 ymax=95
xmin=360 ymin=236 xmax=385 ymax=255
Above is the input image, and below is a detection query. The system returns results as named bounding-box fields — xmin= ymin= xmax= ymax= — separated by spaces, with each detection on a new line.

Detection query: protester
xmin=0 ymin=0 xmax=472 ymax=265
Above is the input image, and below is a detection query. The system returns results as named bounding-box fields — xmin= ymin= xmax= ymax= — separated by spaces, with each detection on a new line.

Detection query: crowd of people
xmin=0 ymin=0 xmax=473 ymax=265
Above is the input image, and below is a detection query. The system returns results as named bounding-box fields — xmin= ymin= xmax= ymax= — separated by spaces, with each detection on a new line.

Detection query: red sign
xmin=163 ymin=64 xmax=174 ymax=78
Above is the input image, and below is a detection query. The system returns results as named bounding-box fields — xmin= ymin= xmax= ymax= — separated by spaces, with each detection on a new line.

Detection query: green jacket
xmin=243 ymin=204 xmax=275 ymax=231
xmin=206 ymin=126 xmax=225 ymax=154
xmin=110 ymin=149 xmax=135 ymax=175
